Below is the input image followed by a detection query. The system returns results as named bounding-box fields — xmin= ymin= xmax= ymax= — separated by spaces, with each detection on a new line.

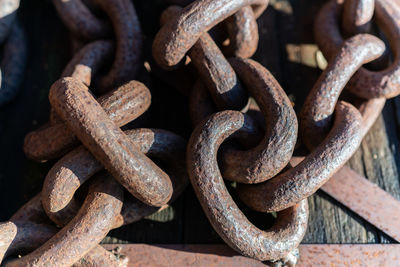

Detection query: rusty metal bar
xmin=102 ymin=244 xmax=400 ymax=267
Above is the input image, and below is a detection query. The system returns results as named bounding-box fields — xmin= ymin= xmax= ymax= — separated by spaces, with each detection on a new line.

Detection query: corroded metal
xmin=153 ymin=0 xmax=269 ymax=68
xmin=42 ymin=128 xmax=188 ymax=227
xmin=53 ymin=0 xmax=142 ymax=90
xmin=342 ymin=0 xmax=374 ymax=36
xmin=322 ymin=165 xmax=400 ymax=243
xmin=315 ymin=0 xmax=400 ymax=99
xmin=93 ymin=0 xmax=143 ymax=90
xmin=224 ymin=6 xmax=259 ymax=58
xmin=50 ymin=40 xmax=114 ymax=124
xmin=300 ymin=34 xmax=384 ymax=149
xmin=6 ymin=173 xmax=124 ymax=267
xmin=237 ymin=101 xmax=362 ymax=212
xmin=187 ymin=110 xmax=308 ymax=262
xmin=0 ymin=193 xmax=126 ymax=266
xmin=220 ymin=58 xmax=297 ymax=184
xmin=161 ymin=6 xmax=247 ymax=111
xmin=49 ymin=77 xmax=172 ymax=207
xmin=24 ymin=80 xmax=151 ymax=161
xmin=101 ymin=244 xmax=400 ymax=266
xmin=52 ymin=0 xmax=111 ymax=40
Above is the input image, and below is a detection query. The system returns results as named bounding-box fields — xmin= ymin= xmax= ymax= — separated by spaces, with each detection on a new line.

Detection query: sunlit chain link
xmin=153 ymin=0 xmax=269 ymax=68
xmin=1 ymin=129 xmax=187 ymax=265
xmin=53 ymin=0 xmax=143 ymax=91
xmin=49 ymin=77 xmax=173 ymax=207
xmin=163 ymin=0 xmax=266 ymax=58
xmin=342 ymin=0 xmax=374 ymax=37
xmin=24 ymin=79 xmax=151 ymax=162
xmin=0 ymin=0 xmax=27 ymax=106
xmin=41 ymin=128 xmax=188 ymax=227
xmin=5 ymin=173 xmax=124 ymax=267
xmin=237 ymin=34 xmax=385 ymax=213
xmin=160 ymin=5 xmax=248 ymax=111
xmin=315 ymin=0 xmax=400 ymax=99
xmin=0 ymin=186 xmax=128 ymax=266
xmin=184 ymin=57 xmax=308 ymax=264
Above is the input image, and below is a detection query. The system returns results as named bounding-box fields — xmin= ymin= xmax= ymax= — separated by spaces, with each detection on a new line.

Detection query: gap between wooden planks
xmin=102 ymin=244 xmax=400 ymax=267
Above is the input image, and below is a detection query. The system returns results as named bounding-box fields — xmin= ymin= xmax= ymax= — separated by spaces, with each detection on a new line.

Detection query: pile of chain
xmin=0 ymin=0 xmax=399 ymax=266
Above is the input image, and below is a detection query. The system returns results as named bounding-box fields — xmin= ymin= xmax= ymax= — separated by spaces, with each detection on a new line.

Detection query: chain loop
xmin=153 ymin=0 xmax=269 ymax=68
xmin=315 ymin=0 xmax=400 ymax=99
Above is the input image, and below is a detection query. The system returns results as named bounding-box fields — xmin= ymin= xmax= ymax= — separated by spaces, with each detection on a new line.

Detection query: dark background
xmin=0 ymin=0 xmax=399 ymax=244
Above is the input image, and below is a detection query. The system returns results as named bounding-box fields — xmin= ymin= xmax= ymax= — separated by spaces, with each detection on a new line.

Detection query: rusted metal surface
xmin=49 ymin=78 xmax=172 ymax=207
xmin=0 ymin=0 xmax=19 ymax=43
xmin=0 ymin=20 xmax=27 ymax=106
xmin=152 ymin=0 xmax=269 ymax=68
xmin=42 ymin=128 xmax=188 ymax=227
xmin=219 ymin=58 xmax=297 ymax=184
xmin=0 ymin=192 xmax=123 ymax=266
xmin=52 ymin=0 xmax=111 ymax=40
xmin=300 ymin=34 xmax=384 ymax=149
xmin=298 ymin=244 xmax=400 ymax=267
xmin=24 ymin=80 xmax=151 ymax=161
xmin=321 ymin=165 xmax=400 ymax=243
xmin=315 ymin=0 xmax=400 ymax=99
xmin=50 ymin=40 xmax=114 ymax=124
xmin=61 ymin=40 xmax=114 ymax=88
xmin=187 ymin=110 xmax=308 ymax=262
xmin=342 ymin=0 xmax=374 ymax=36
xmin=161 ymin=6 xmax=247 ymax=111
xmin=101 ymin=244 xmax=400 ymax=267
xmin=237 ymin=101 xmax=362 ymax=212
xmin=6 ymin=173 xmax=124 ymax=267
xmin=73 ymin=246 xmax=128 ymax=267
xmin=93 ymin=0 xmax=143 ymax=90
xmin=224 ymin=6 xmax=259 ymax=58
xmin=53 ymin=0 xmax=142 ymax=90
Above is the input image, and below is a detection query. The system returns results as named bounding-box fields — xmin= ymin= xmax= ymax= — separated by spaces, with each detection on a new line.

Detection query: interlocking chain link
xmin=1 ymin=0 xmax=399 ymax=266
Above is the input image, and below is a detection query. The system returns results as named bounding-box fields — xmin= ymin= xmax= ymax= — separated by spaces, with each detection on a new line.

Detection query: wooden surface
xmin=0 ymin=0 xmax=399 ymax=246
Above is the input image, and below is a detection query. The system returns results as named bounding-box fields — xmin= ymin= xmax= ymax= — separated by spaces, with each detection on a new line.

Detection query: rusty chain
xmin=0 ymin=0 xmax=399 ymax=266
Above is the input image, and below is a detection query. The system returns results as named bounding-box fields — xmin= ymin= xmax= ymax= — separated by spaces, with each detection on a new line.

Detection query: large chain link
xmin=0 ymin=0 xmax=399 ymax=266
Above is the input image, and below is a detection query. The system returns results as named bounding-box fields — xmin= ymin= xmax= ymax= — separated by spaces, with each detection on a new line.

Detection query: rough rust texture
xmin=6 ymin=174 xmax=124 ymax=267
xmin=0 ymin=193 xmax=124 ymax=266
xmin=73 ymin=246 xmax=128 ymax=267
xmin=152 ymin=0 xmax=269 ymax=68
xmin=94 ymin=0 xmax=143 ymax=90
xmin=342 ymin=0 xmax=374 ymax=36
xmin=42 ymin=128 xmax=188 ymax=227
xmin=24 ymin=80 xmax=151 ymax=161
xmin=61 ymin=40 xmax=114 ymax=88
xmin=49 ymin=78 xmax=172 ymax=207
xmin=220 ymin=58 xmax=297 ymax=184
xmin=321 ymin=165 xmax=400 ymax=243
xmin=161 ymin=6 xmax=247 ymax=111
xmin=300 ymin=34 xmax=384 ymax=149
xmin=0 ymin=0 xmax=19 ymax=43
xmin=237 ymin=101 xmax=363 ymax=212
xmin=315 ymin=0 xmax=400 ymax=99
xmin=0 ymin=20 xmax=27 ymax=106
xmin=50 ymin=40 xmax=114 ymax=124
xmin=187 ymin=110 xmax=308 ymax=262
xmin=101 ymin=244 xmax=400 ymax=266
xmin=52 ymin=0 xmax=111 ymax=40
xmin=224 ymin=6 xmax=259 ymax=58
